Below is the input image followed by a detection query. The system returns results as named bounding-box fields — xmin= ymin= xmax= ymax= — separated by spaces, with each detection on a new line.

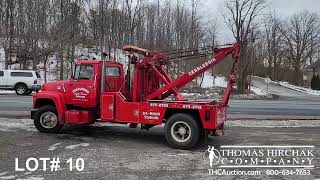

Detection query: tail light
xmin=34 ymin=80 xmax=38 ymax=84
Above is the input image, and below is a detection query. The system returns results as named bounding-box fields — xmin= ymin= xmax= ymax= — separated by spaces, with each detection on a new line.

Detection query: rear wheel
xmin=34 ymin=105 xmax=63 ymax=133
xmin=15 ymin=84 xmax=28 ymax=95
xmin=165 ymin=113 xmax=200 ymax=149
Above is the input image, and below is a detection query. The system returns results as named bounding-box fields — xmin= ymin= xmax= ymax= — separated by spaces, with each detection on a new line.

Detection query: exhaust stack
xmin=101 ymin=52 xmax=107 ymax=93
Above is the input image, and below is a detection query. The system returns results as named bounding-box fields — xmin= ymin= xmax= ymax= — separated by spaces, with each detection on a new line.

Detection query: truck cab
xmin=32 ymin=59 xmax=125 ymax=130
xmin=64 ymin=60 xmax=125 ymax=108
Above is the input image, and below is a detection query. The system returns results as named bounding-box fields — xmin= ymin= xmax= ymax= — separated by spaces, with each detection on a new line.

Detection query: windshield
xmin=74 ymin=64 xmax=94 ymax=80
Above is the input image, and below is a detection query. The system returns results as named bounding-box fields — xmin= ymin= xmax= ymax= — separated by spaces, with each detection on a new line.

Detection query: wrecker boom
xmin=123 ymin=43 xmax=240 ymax=105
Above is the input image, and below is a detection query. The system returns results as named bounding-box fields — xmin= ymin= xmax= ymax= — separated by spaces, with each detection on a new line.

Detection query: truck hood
xmin=41 ymin=80 xmax=70 ymax=92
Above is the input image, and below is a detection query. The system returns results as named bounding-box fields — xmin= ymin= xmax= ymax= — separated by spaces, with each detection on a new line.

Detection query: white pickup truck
xmin=0 ymin=70 xmax=42 ymax=95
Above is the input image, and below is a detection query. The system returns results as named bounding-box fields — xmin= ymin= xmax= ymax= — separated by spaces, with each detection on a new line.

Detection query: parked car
xmin=0 ymin=70 xmax=42 ymax=95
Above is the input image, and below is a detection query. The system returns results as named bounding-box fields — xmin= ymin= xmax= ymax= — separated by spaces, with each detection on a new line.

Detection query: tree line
xmin=0 ymin=0 xmax=216 ymax=82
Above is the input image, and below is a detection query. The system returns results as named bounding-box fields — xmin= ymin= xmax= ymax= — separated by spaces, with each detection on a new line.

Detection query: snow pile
xmin=200 ymin=73 xmax=228 ymax=88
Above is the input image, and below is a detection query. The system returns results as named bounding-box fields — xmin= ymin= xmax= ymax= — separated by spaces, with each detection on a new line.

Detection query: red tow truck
xmin=31 ymin=44 xmax=240 ymax=149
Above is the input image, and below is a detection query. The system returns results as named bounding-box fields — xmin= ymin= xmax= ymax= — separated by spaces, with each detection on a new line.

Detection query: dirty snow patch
xmin=0 ymin=118 xmax=35 ymax=132
xmin=65 ymin=143 xmax=89 ymax=150
xmin=0 ymin=175 xmax=17 ymax=180
xmin=226 ymin=120 xmax=320 ymax=128
xmin=0 ymin=128 xmax=14 ymax=132
xmin=48 ymin=143 xmax=62 ymax=151
xmin=0 ymin=172 xmax=8 ymax=177
xmin=16 ymin=177 xmax=44 ymax=180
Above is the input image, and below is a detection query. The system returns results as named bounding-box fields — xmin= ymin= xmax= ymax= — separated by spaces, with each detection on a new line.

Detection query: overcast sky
xmin=201 ymin=0 xmax=320 ymax=43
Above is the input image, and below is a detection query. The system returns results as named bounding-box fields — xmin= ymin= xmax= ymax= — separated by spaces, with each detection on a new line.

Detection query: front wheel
xmin=165 ymin=113 xmax=200 ymax=149
xmin=34 ymin=105 xmax=63 ymax=133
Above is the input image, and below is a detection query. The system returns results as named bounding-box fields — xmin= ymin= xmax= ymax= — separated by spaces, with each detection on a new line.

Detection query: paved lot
xmin=0 ymin=118 xmax=319 ymax=180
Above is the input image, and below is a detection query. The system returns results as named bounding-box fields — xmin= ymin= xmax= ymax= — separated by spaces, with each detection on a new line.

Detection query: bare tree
xmin=224 ymin=0 xmax=267 ymax=92
xmin=280 ymin=11 xmax=320 ymax=85
xmin=263 ymin=11 xmax=284 ymax=81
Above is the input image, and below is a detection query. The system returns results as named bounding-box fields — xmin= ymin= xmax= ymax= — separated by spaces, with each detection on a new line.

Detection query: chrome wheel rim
xmin=40 ymin=112 xmax=58 ymax=129
xmin=17 ymin=87 xmax=25 ymax=94
xmin=171 ymin=121 xmax=191 ymax=143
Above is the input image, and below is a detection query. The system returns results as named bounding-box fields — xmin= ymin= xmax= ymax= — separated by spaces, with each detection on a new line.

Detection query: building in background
xmin=303 ymin=60 xmax=320 ymax=87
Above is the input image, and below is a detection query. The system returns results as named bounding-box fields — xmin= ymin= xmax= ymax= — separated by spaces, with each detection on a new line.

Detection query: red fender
xmin=33 ymin=92 xmax=67 ymax=124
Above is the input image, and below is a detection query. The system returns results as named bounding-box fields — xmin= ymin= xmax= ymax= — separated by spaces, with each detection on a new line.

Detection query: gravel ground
xmin=0 ymin=118 xmax=319 ymax=180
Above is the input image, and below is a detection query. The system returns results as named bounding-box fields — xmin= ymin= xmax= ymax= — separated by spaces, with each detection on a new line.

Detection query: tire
xmin=15 ymin=84 xmax=28 ymax=95
xmin=165 ymin=113 xmax=200 ymax=149
xmin=34 ymin=105 xmax=63 ymax=133
xmin=25 ymin=90 xmax=33 ymax=95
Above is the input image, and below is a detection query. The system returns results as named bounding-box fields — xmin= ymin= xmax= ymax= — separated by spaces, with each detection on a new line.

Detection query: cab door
xmin=67 ymin=64 xmax=97 ymax=107
xmin=106 ymin=65 xmax=124 ymax=92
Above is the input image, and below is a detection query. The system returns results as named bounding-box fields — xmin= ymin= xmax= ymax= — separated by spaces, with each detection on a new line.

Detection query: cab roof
xmin=74 ymin=59 xmax=123 ymax=66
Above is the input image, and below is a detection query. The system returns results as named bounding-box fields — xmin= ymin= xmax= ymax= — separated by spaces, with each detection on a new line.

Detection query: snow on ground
xmin=0 ymin=90 xmax=16 ymax=94
xmin=0 ymin=118 xmax=35 ymax=132
xmin=253 ymin=76 xmax=320 ymax=96
xmin=279 ymin=81 xmax=320 ymax=96
xmin=65 ymin=143 xmax=89 ymax=150
xmin=16 ymin=176 xmax=44 ymax=180
xmin=48 ymin=142 xmax=63 ymax=151
xmin=250 ymin=86 xmax=268 ymax=96
xmin=0 ymin=175 xmax=17 ymax=180
xmin=199 ymin=73 xmax=269 ymax=96
xmin=200 ymin=73 xmax=228 ymax=88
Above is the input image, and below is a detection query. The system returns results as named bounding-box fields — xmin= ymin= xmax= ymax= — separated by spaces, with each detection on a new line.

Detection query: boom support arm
xmin=145 ymin=44 xmax=240 ymax=101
